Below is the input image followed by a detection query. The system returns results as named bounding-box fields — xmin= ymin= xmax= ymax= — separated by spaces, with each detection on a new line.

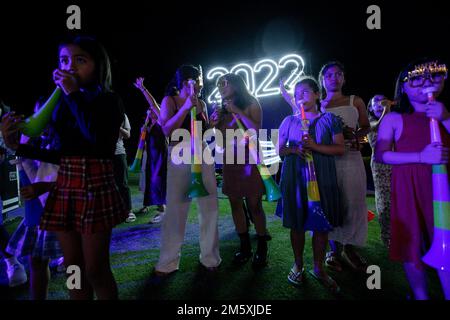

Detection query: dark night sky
xmin=1 ymin=0 xmax=449 ymax=157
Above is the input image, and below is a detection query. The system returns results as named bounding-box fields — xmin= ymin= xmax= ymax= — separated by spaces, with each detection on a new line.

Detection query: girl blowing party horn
xmin=277 ymin=76 xmax=344 ymax=292
xmin=154 ymin=65 xmax=221 ymax=276
xmin=1 ymin=36 xmax=128 ymax=300
xmin=376 ymin=58 xmax=450 ymax=299
xmin=210 ymin=73 xmax=272 ymax=269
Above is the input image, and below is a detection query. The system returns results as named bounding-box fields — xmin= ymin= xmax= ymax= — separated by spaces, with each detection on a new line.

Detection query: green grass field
xmin=3 ymin=172 xmax=444 ymax=300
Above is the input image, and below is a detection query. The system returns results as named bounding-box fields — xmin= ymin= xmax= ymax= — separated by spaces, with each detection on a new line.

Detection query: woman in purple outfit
xmin=134 ymin=77 xmax=167 ymax=224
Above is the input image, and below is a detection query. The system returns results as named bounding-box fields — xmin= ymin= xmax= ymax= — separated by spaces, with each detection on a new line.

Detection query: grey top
xmin=115 ymin=114 xmax=131 ymax=155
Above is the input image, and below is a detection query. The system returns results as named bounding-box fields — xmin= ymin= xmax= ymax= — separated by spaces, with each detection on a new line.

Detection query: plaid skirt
xmin=40 ymin=157 xmax=128 ymax=234
xmin=7 ymin=220 xmax=62 ymax=259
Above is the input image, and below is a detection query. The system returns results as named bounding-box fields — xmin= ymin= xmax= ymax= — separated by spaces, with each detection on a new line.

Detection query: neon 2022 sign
xmin=206 ymin=54 xmax=305 ymax=103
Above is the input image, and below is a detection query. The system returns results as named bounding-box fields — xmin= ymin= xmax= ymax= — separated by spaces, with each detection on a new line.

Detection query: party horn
xmin=186 ymin=79 xmax=209 ymax=199
xmin=20 ymin=88 xmax=61 ymax=137
xmin=129 ymin=109 xmax=152 ymax=173
xmin=421 ymin=87 xmax=450 ymax=271
xmin=298 ymin=104 xmax=332 ymax=231
xmin=231 ymin=114 xmax=281 ymax=202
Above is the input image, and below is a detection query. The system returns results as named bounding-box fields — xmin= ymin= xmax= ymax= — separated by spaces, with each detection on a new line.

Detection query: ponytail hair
xmin=318 ymin=60 xmax=346 ymax=100
xmin=165 ymin=64 xmax=200 ymax=96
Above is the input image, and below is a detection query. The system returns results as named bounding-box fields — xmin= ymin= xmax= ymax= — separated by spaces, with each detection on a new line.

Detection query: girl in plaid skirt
xmin=7 ymin=101 xmax=63 ymax=299
xmin=1 ymin=36 xmax=127 ymax=299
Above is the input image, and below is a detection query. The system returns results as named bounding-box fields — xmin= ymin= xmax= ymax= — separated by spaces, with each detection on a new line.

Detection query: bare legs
xmin=57 ymin=230 xmax=117 ymax=300
xmin=29 ymin=256 xmax=50 ymax=300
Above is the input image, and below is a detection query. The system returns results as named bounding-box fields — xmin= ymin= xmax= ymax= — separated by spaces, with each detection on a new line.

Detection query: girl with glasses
xmin=375 ymin=58 xmax=450 ymax=300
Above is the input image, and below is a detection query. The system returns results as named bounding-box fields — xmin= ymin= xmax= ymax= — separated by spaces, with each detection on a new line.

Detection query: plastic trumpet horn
xmin=20 ymin=88 xmax=62 ymax=137
xmin=129 ymin=110 xmax=152 ymax=173
xmin=231 ymin=114 xmax=281 ymax=202
xmin=186 ymin=79 xmax=209 ymax=199
xmin=299 ymin=104 xmax=332 ymax=232
xmin=128 ymin=128 xmax=146 ymax=173
xmin=421 ymin=87 xmax=450 ymax=271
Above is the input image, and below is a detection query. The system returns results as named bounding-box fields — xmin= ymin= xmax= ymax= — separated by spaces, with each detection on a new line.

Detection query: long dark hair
xmin=366 ymin=94 xmax=386 ymax=122
xmin=293 ymin=76 xmax=321 ymax=110
xmin=0 ymin=99 xmax=10 ymax=116
xmin=58 ymin=35 xmax=113 ymax=92
xmin=217 ymin=73 xmax=255 ymax=110
xmin=391 ymin=57 xmax=447 ymax=114
xmin=318 ymin=60 xmax=346 ymax=100
xmin=165 ymin=64 xmax=201 ymax=96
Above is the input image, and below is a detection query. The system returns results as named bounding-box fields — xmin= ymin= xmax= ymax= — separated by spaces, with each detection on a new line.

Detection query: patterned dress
xmin=368 ymin=128 xmax=391 ymax=247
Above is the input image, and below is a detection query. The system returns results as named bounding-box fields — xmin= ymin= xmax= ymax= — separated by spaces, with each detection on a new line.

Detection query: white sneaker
xmin=149 ymin=212 xmax=165 ymax=224
xmin=7 ymin=262 xmax=28 ymax=287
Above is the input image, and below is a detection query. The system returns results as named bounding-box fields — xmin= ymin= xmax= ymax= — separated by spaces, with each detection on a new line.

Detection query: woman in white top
xmin=319 ymin=61 xmax=371 ymax=273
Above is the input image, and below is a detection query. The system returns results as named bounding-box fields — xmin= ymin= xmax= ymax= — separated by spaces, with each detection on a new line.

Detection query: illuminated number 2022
xmin=206 ymin=54 xmax=305 ymax=103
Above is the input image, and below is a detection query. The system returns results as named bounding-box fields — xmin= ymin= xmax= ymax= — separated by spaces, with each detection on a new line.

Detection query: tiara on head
xmin=403 ymin=61 xmax=448 ymax=82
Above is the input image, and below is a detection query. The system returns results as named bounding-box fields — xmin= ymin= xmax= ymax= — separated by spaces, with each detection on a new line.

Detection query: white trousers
xmin=155 ymin=147 xmax=221 ymax=272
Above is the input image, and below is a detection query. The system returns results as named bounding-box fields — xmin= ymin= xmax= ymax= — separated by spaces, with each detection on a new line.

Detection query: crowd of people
xmin=0 ymin=35 xmax=449 ymax=300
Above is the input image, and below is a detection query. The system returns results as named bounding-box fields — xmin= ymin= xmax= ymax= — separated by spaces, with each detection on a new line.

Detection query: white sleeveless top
xmin=323 ymin=95 xmax=359 ymax=130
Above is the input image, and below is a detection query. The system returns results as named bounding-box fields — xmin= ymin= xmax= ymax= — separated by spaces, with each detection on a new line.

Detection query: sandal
xmin=341 ymin=250 xmax=368 ymax=272
xmin=136 ymin=206 xmax=149 ymax=214
xmin=325 ymin=251 xmax=343 ymax=272
xmin=125 ymin=212 xmax=137 ymax=223
xmin=287 ymin=264 xmax=305 ymax=286
xmin=149 ymin=212 xmax=165 ymax=224
xmin=308 ymin=270 xmax=340 ymax=294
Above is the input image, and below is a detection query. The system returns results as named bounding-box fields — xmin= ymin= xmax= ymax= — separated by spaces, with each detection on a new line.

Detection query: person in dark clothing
xmin=1 ymin=36 xmax=127 ymax=300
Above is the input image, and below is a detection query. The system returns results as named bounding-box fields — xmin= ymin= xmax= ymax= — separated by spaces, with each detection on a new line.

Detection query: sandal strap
xmin=288 ymin=266 xmax=304 ymax=282
xmin=326 ymin=251 xmax=337 ymax=259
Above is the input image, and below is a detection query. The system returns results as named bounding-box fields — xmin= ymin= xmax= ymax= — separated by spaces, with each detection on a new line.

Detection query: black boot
xmin=233 ymin=232 xmax=252 ymax=265
xmin=252 ymin=235 xmax=268 ymax=269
